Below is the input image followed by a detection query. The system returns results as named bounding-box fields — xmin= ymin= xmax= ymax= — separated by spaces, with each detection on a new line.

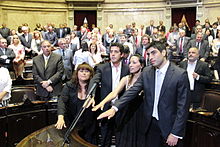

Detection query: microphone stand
xmin=62 ymin=83 xmax=97 ymax=147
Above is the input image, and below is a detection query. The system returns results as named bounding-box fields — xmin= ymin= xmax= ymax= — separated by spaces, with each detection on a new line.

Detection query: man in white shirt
xmin=179 ymin=47 xmax=212 ymax=108
xmin=97 ymin=42 xmax=190 ymax=147
xmin=88 ymin=42 xmax=129 ymax=147
xmin=0 ymin=58 xmax=12 ymax=107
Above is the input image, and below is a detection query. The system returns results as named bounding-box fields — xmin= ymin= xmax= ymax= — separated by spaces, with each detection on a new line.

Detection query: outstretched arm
xmin=92 ymin=76 xmax=127 ymax=111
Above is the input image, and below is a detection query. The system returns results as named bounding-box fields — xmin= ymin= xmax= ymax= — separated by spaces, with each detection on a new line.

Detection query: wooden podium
xmin=17 ymin=125 xmax=98 ymax=147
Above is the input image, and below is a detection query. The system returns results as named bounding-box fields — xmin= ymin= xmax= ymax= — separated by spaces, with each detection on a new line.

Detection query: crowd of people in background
xmin=0 ymin=16 xmax=220 ymax=146
xmin=0 ymin=17 xmax=220 ymax=81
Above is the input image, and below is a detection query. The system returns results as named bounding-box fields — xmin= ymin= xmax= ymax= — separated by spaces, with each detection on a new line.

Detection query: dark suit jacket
xmin=187 ymin=39 xmax=210 ymax=59
xmin=179 ymin=60 xmax=212 ymax=103
xmin=32 ymin=53 xmax=64 ymax=97
xmin=0 ymin=47 xmax=15 ymax=70
xmin=135 ymin=46 xmax=145 ymax=56
xmin=145 ymin=25 xmax=156 ymax=36
xmin=174 ymin=36 xmax=190 ymax=58
xmin=45 ymin=32 xmax=58 ymax=46
xmin=19 ymin=34 xmax=32 ymax=48
xmin=56 ymin=28 xmax=66 ymax=38
xmin=63 ymin=27 xmax=71 ymax=35
xmin=114 ymin=63 xmax=190 ymax=139
xmin=88 ymin=62 xmax=129 ymax=111
xmin=0 ymin=27 xmax=10 ymax=39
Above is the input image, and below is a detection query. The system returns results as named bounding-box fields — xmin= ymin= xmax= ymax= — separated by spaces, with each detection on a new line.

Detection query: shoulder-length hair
xmin=72 ymin=62 xmax=94 ymax=92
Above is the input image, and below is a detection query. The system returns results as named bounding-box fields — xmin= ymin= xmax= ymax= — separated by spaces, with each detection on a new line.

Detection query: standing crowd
xmin=0 ymin=17 xmax=220 ymax=147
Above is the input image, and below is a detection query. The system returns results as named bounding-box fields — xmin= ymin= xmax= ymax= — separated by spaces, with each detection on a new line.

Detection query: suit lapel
xmin=194 ymin=60 xmax=201 ymax=73
xmin=149 ymin=67 xmax=156 ymax=102
xmin=45 ymin=53 xmax=54 ymax=70
xmin=159 ymin=63 xmax=174 ymax=99
xmin=108 ymin=63 xmax=113 ymax=90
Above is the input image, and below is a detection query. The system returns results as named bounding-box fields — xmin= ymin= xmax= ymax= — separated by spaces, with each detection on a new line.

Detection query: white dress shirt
xmin=0 ymin=67 xmax=12 ymax=102
xmin=111 ymin=62 xmax=122 ymax=104
xmin=187 ymin=60 xmax=197 ymax=91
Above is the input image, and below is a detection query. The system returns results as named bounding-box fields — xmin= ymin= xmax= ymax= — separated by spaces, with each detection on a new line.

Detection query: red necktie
xmin=179 ymin=38 xmax=183 ymax=53
xmin=144 ymin=50 xmax=148 ymax=59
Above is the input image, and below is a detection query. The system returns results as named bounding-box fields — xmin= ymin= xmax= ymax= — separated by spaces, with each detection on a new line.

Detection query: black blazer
xmin=114 ymin=63 xmax=190 ymax=138
xmin=88 ymin=62 xmax=129 ymax=111
xmin=179 ymin=60 xmax=212 ymax=103
xmin=145 ymin=26 xmax=156 ymax=36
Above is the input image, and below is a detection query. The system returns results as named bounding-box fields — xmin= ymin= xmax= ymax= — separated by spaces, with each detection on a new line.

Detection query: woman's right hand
xmin=92 ymin=102 xmax=105 ymax=111
xmin=55 ymin=115 xmax=66 ymax=129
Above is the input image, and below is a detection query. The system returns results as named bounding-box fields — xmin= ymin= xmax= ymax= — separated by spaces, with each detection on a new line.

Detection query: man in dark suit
xmin=53 ymin=38 xmax=73 ymax=82
xmin=63 ymin=23 xmax=71 ymax=35
xmin=32 ymin=40 xmax=64 ymax=100
xmin=179 ymin=47 xmax=212 ymax=109
xmin=45 ymin=26 xmax=58 ymax=47
xmin=145 ymin=20 xmax=156 ymax=36
xmin=97 ymin=42 xmax=190 ymax=147
xmin=157 ymin=20 xmax=166 ymax=33
xmin=136 ymin=34 xmax=150 ymax=56
xmin=56 ymin=24 xmax=65 ymax=39
xmin=187 ymin=32 xmax=210 ymax=61
xmin=172 ymin=29 xmax=190 ymax=61
xmin=88 ymin=43 xmax=129 ymax=147
xmin=0 ymin=23 xmax=10 ymax=39
xmin=191 ymin=25 xmax=207 ymax=40
xmin=0 ymin=38 xmax=15 ymax=71
xmin=19 ymin=26 xmax=33 ymax=57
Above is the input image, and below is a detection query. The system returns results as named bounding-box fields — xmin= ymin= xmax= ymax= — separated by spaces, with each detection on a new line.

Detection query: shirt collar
xmin=156 ymin=60 xmax=170 ymax=75
xmin=111 ymin=61 xmax=122 ymax=69
xmin=188 ymin=59 xmax=197 ymax=65
xmin=43 ymin=54 xmax=51 ymax=60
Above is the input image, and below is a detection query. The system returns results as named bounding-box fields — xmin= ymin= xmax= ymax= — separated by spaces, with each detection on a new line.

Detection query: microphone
xmin=86 ymin=82 xmax=98 ymax=99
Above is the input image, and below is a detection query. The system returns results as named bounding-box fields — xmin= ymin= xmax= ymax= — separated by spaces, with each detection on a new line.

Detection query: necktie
xmin=153 ymin=70 xmax=163 ymax=120
xmin=144 ymin=49 xmax=147 ymax=59
xmin=45 ymin=58 xmax=48 ymax=68
xmin=179 ymin=38 xmax=183 ymax=53
xmin=62 ymin=49 xmax=65 ymax=56
xmin=196 ymin=42 xmax=200 ymax=50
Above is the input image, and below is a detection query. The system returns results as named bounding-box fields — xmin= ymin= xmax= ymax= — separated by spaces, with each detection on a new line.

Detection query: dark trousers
xmin=100 ymin=118 xmax=115 ymax=147
xmin=146 ymin=118 xmax=179 ymax=147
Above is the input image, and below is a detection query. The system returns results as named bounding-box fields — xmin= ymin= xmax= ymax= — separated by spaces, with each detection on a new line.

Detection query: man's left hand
xmin=166 ymin=134 xmax=178 ymax=146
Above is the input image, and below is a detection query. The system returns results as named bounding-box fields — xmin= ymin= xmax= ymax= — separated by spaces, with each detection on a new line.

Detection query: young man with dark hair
xmin=97 ymin=42 xmax=190 ymax=147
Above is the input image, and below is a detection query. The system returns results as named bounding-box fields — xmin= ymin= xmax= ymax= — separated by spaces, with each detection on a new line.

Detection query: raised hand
xmin=97 ymin=108 xmax=116 ymax=120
